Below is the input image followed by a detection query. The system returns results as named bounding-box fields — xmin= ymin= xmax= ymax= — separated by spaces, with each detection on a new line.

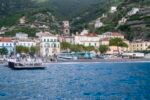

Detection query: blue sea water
xmin=0 ymin=62 xmax=150 ymax=100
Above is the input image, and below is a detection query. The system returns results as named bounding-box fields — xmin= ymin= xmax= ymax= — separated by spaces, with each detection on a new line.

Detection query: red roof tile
xmin=79 ymin=33 xmax=98 ymax=37
xmin=100 ymin=38 xmax=109 ymax=41
xmin=0 ymin=37 xmax=12 ymax=42
xmin=111 ymin=32 xmax=124 ymax=36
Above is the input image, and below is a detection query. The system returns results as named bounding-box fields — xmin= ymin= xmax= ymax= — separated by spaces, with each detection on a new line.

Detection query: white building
xmin=19 ymin=16 xmax=26 ymax=24
xmin=74 ymin=32 xmax=100 ymax=48
xmin=99 ymin=32 xmax=125 ymax=39
xmin=128 ymin=8 xmax=140 ymax=16
xmin=110 ymin=6 xmax=117 ymax=13
xmin=59 ymin=35 xmax=74 ymax=44
xmin=40 ymin=34 xmax=60 ymax=56
xmin=16 ymin=32 xmax=28 ymax=39
xmin=94 ymin=18 xmax=103 ymax=28
xmin=118 ymin=17 xmax=127 ymax=25
xmin=17 ymin=39 xmax=36 ymax=48
xmin=80 ymin=29 xmax=89 ymax=35
xmin=39 ymin=25 xmax=49 ymax=29
xmin=0 ymin=37 xmax=14 ymax=55
xmin=36 ymin=31 xmax=51 ymax=37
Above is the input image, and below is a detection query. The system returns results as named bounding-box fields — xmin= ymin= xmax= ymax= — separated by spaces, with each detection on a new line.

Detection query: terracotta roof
xmin=0 ymin=37 xmax=12 ymax=42
xmin=79 ymin=33 xmax=98 ymax=37
xmin=103 ymin=32 xmax=124 ymax=36
xmin=111 ymin=32 xmax=124 ymax=36
xmin=100 ymin=38 xmax=109 ymax=41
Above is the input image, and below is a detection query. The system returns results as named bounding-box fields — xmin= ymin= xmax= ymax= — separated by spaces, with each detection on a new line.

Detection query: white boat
xmin=122 ymin=52 xmax=145 ymax=58
xmin=57 ymin=53 xmax=78 ymax=61
xmin=145 ymin=53 xmax=150 ymax=59
xmin=7 ymin=58 xmax=45 ymax=69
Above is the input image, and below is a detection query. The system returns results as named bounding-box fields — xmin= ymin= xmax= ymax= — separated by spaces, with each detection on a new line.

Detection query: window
xmin=51 ymin=44 xmax=53 ymax=48
xmin=145 ymin=43 xmax=147 ymax=46
xmin=54 ymin=44 xmax=56 ymax=48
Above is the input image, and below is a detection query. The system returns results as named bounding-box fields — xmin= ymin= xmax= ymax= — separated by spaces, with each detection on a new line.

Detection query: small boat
xmin=57 ymin=53 xmax=78 ymax=62
xmin=7 ymin=58 xmax=45 ymax=69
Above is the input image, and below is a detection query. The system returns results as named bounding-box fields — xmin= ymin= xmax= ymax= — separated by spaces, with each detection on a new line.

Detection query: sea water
xmin=0 ymin=62 xmax=150 ymax=100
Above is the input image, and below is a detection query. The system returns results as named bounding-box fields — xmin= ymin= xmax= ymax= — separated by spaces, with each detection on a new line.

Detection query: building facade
xmin=94 ymin=18 xmax=103 ymax=28
xmin=40 ymin=34 xmax=60 ymax=56
xmin=0 ymin=37 xmax=14 ymax=55
xmin=59 ymin=35 xmax=74 ymax=44
xmin=130 ymin=41 xmax=150 ymax=51
xmin=99 ymin=32 xmax=129 ymax=54
xmin=74 ymin=33 xmax=100 ymax=48
xmin=16 ymin=39 xmax=36 ymax=48
xmin=63 ymin=21 xmax=70 ymax=35
xmin=99 ymin=32 xmax=125 ymax=39
xmin=110 ymin=6 xmax=117 ymax=13
xmin=16 ymin=32 xmax=28 ymax=39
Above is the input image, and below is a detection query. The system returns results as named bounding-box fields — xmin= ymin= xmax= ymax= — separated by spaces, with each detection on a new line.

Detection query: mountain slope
xmin=79 ymin=0 xmax=150 ymax=41
xmin=0 ymin=0 xmax=102 ymax=19
xmin=71 ymin=0 xmax=124 ymax=32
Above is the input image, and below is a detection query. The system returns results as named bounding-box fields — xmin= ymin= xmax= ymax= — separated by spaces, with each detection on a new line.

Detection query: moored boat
xmin=57 ymin=53 xmax=78 ymax=62
xmin=7 ymin=58 xmax=45 ymax=69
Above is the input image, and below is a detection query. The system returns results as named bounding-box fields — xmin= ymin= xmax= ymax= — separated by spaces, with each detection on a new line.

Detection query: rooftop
xmin=103 ymin=32 xmax=124 ymax=37
xmin=79 ymin=33 xmax=98 ymax=37
xmin=0 ymin=37 xmax=12 ymax=42
xmin=100 ymin=38 xmax=109 ymax=41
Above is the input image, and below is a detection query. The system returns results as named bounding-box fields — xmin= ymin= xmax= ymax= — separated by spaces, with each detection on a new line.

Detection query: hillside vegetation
xmin=0 ymin=0 xmax=149 ymax=41
xmin=81 ymin=0 xmax=150 ymax=41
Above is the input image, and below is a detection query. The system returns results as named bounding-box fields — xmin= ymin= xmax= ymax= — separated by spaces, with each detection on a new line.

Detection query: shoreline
xmin=1 ymin=59 xmax=150 ymax=66
xmin=45 ymin=58 xmax=150 ymax=64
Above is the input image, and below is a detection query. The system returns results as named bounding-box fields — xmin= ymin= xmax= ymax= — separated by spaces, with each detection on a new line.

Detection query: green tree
xmin=109 ymin=38 xmax=128 ymax=54
xmin=0 ymin=48 xmax=8 ymax=55
xmin=84 ymin=46 xmax=95 ymax=51
xmin=70 ymin=44 xmax=83 ymax=52
xmin=60 ymin=42 xmax=71 ymax=50
xmin=99 ymin=45 xmax=109 ymax=54
xmin=30 ymin=46 xmax=38 ymax=55
xmin=16 ymin=46 xmax=29 ymax=54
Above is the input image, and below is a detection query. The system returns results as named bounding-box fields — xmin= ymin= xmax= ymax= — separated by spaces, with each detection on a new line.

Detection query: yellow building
xmin=130 ymin=41 xmax=150 ymax=51
xmin=99 ymin=31 xmax=129 ymax=55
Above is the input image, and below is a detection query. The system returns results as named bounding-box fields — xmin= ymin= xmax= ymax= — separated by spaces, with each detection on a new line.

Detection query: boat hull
xmin=8 ymin=61 xmax=45 ymax=70
xmin=8 ymin=61 xmax=15 ymax=68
